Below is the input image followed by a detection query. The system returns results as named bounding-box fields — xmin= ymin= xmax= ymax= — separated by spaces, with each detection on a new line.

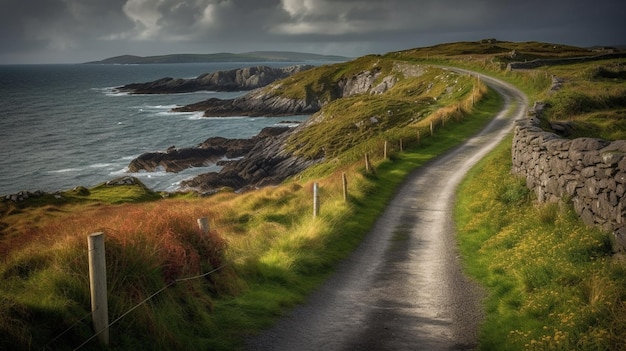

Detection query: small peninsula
xmin=85 ymin=51 xmax=350 ymax=64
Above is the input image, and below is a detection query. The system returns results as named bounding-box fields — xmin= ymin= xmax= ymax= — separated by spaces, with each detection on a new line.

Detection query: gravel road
xmin=244 ymin=70 xmax=528 ymax=351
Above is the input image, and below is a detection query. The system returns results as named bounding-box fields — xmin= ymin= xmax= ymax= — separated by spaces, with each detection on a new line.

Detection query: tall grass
xmin=0 ymin=200 xmax=235 ymax=350
xmin=455 ymin=136 xmax=626 ymax=350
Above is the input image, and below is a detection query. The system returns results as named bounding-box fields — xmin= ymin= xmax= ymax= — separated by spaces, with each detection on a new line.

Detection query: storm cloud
xmin=0 ymin=0 xmax=623 ymax=63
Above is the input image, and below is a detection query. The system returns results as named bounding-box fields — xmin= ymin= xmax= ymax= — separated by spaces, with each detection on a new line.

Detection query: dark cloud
xmin=0 ymin=0 xmax=623 ymax=64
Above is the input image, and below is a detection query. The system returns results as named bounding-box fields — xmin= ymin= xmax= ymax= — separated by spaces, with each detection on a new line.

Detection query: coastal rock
xmin=2 ymin=190 xmax=46 ymax=203
xmin=181 ymin=124 xmax=323 ymax=193
xmin=173 ymin=93 xmax=321 ymax=117
xmin=106 ymin=176 xmax=140 ymax=186
xmin=116 ymin=65 xmax=314 ymax=94
xmin=175 ymin=62 xmax=420 ymax=118
xmin=128 ymin=127 xmax=291 ymax=173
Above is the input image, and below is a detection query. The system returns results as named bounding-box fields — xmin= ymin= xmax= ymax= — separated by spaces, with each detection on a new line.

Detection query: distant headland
xmin=84 ymin=51 xmax=351 ymax=64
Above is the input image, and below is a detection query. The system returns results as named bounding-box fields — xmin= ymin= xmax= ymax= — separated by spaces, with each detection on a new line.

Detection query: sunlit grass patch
xmin=456 ymin=136 xmax=626 ymax=350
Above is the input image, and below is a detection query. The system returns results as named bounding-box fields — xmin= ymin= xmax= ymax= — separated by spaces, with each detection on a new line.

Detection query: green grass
xmin=455 ymin=136 xmax=626 ymax=350
xmin=203 ymin=88 xmax=503 ymax=349
xmin=392 ymin=43 xmax=626 ymax=141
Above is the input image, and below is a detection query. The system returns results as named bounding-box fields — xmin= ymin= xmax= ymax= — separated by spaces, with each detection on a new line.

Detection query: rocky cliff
xmin=131 ymin=60 xmax=428 ymax=192
xmin=128 ymin=126 xmax=291 ymax=173
xmin=115 ymin=65 xmax=314 ymax=94
xmin=173 ymin=61 xmax=421 ymax=117
xmin=180 ymin=123 xmax=323 ymax=192
xmin=172 ymin=89 xmax=323 ymax=117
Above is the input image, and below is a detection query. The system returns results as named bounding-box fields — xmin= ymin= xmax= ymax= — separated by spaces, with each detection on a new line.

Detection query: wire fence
xmin=39 ymin=137 xmax=413 ymax=350
xmin=71 ymin=263 xmax=229 ymax=351
xmin=39 ymin=102 xmax=482 ymax=349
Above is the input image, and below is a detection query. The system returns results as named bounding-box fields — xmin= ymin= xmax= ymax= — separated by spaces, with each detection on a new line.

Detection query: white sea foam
xmin=118 ymin=155 xmax=138 ymax=161
xmin=276 ymin=122 xmax=301 ymax=127
xmin=204 ymin=116 xmax=248 ymax=120
xmin=96 ymin=87 xmax=129 ymax=97
xmin=185 ymin=112 xmax=207 ymax=120
xmin=110 ymin=168 xmax=129 ymax=176
xmin=88 ymin=163 xmax=115 ymax=169
xmin=145 ymin=104 xmax=179 ymax=109
xmin=49 ymin=167 xmax=83 ymax=174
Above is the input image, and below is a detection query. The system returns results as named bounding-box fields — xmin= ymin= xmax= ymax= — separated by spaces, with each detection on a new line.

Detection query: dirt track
xmin=245 ymin=69 xmax=528 ymax=351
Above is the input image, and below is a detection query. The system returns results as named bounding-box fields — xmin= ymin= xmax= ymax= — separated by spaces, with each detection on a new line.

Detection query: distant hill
xmin=85 ymin=51 xmax=350 ymax=64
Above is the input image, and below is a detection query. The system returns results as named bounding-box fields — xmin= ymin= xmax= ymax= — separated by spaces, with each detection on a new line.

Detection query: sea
xmin=0 ymin=62 xmax=313 ymax=196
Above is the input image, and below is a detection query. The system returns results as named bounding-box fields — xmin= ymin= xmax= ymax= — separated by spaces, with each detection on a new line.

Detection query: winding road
xmin=245 ymin=69 xmax=528 ymax=350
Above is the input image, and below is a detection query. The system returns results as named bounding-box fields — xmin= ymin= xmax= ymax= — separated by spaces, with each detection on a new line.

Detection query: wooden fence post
xmin=197 ymin=217 xmax=209 ymax=235
xmin=313 ymin=183 xmax=320 ymax=217
xmin=384 ymin=141 xmax=388 ymax=159
xmin=430 ymin=121 xmax=434 ymax=136
xmin=399 ymin=139 xmax=403 ymax=152
xmin=342 ymin=172 xmax=348 ymax=202
xmin=88 ymin=232 xmax=109 ymax=345
xmin=365 ymin=153 xmax=370 ymax=172
xmin=417 ymin=129 xmax=421 ymax=145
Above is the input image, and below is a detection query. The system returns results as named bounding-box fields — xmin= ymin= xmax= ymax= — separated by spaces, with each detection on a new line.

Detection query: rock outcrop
xmin=130 ymin=60 xmax=430 ymax=192
xmin=174 ymin=61 xmax=422 ymax=117
xmin=128 ymin=126 xmax=291 ymax=173
xmin=180 ymin=123 xmax=323 ymax=192
xmin=172 ymin=90 xmax=322 ymax=117
xmin=115 ymin=65 xmax=314 ymax=94
xmin=2 ymin=190 xmax=46 ymax=203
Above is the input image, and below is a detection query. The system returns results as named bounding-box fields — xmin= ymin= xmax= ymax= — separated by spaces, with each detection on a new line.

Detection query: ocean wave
xmin=49 ymin=167 xmax=83 ymax=174
xmin=203 ymin=116 xmax=249 ymax=120
xmin=109 ymin=168 xmax=130 ymax=176
xmin=185 ymin=112 xmax=208 ymax=120
xmin=152 ymin=110 xmax=207 ymax=120
xmin=88 ymin=163 xmax=115 ymax=169
xmin=275 ymin=122 xmax=301 ymax=127
xmin=93 ymin=87 xmax=129 ymax=97
xmin=118 ymin=155 xmax=138 ymax=161
xmin=144 ymin=104 xmax=179 ymax=110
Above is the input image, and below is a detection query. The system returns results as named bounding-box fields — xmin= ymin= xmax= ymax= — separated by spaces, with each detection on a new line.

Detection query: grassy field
xmin=1 ymin=40 xmax=624 ymax=350
xmin=393 ymin=40 xmax=626 ymax=140
xmin=455 ymin=137 xmax=626 ymax=350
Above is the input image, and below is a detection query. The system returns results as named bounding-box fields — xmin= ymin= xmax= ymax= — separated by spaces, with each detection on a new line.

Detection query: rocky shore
xmin=115 ymin=65 xmax=313 ymax=94
xmin=128 ymin=126 xmax=292 ymax=173
xmin=127 ymin=122 xmax=323 ymax=194
xmin=172 ymin=61 xmax=419 ymax=117
xmin=127 ymin=61 xmax=424 ymax=192
xmin=179 ymin=121 xmax=323 ymax=193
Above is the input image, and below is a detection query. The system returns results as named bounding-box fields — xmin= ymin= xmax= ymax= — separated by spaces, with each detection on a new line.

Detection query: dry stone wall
xmin=511 ymin=103 xmax=626 ymax=251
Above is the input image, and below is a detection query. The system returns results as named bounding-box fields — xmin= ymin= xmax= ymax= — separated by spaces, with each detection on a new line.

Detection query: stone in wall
xmin=512 ymin=104 xmax=626 ymax=252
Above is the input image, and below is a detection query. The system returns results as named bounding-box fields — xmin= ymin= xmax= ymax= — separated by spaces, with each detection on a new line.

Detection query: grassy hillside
xmin=1 ymin=54 xmax=491 ymax=350
xmin=392 ymin=39 xmax=626 ymax=140
xmin=1 ymin=40 xmax=624 ymax=350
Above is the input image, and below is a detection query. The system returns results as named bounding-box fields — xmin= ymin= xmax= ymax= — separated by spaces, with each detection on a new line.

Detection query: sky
xmin=1 ymin=0 xmax=624 ymax=64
